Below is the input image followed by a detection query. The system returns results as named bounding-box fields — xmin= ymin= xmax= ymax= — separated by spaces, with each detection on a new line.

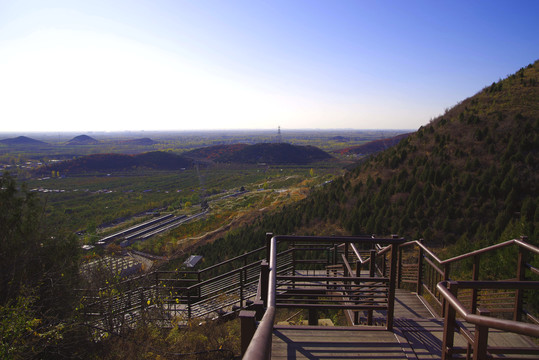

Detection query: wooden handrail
xmin=243 ymin=235 xmax=405 ymax=359
xmin=437 ymin=280 xmax=539 ymax=360
xmin=400 ymin=237 xmax=539 ymax=267
xmin=243 ymin=235 xmax=277 ymax=360
xmin=273 ymin=235 xmax=404 ymax=244
xmin=186 ymin=261 xmax=260 ymax=291
xmin=199 ymin=246 xmax=265 ymax=274
xmin=350 ymin=243 xmax=371 ymax=264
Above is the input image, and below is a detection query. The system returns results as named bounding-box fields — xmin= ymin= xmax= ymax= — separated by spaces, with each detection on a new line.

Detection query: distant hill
xmin=335 ymin=133 xmax=412 ymax=156
xmin=184 ymin=144 xmax=249 ymax=161
xmin=67 ymin=135 xmax=99 ymax=145
xmin=184 ymin=143 xmax=332 ymax=164
xmin=0 ymin=136 xmax=49 ymax=146
xmin=38 ymin=151 xmax=192 ymax=174
xmin=118 ymin=138 xmax=156 ymax=146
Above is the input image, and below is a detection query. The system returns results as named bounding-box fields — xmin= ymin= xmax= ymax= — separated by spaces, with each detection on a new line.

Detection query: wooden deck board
xmin=271 ymin=328 xmax=409 ymax=359
xmin=271 ymin=288 xmax=538 ymax=359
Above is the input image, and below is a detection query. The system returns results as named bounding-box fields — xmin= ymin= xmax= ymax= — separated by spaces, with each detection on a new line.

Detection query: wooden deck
xmin=271 ymin=288 xmax=538 ymax=359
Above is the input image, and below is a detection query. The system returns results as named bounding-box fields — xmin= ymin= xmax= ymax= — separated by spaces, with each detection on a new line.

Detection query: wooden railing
xmin=395 ymin=236 xmax=539 ymax=359
xmin=438 ymin=280 xmax=539 ymax=360
xmin=242 ymin=234 xmax=405 ymax=359
xmin=81 ymin=233 xmax=539 ymax=358
xmin=397 ymin=236 xmax=539 ymax=321
xmin=79 ymin=245 xmax=294 ymax=333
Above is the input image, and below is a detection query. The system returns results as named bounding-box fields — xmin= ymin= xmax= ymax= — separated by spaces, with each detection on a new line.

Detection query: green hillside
xmin=309 ymin=61 xmax=538 ymax=247
xmin=196 ymin=60 xmax=539 ymax=264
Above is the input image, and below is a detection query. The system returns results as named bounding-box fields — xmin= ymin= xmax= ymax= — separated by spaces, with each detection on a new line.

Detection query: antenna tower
xmin=277 ymin=126 xmax=282 ymax=143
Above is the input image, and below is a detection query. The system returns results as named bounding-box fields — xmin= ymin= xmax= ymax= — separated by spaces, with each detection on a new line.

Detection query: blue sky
xmin=0 ymin=0 xmax=537 ymax=132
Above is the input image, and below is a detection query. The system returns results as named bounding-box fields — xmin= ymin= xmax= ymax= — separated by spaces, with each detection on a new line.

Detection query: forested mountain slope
xmin=306 ymin=61 xmax=538 ymax=247
xmin=196 ymin=60 xmax=539 ymax=265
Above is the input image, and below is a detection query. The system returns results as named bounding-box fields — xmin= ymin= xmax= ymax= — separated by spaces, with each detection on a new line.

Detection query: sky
xmin=0 ymin=0 xmax=538 ymax=132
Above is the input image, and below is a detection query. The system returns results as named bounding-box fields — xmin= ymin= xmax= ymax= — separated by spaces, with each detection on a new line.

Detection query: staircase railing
xmin=79 ymin=246 xmax=279 ymax=332
xmin=438 ymin=280 xmax=539 ymax=360
xmin=397 ymin=236 xmax=539 ymax=321
xmin=242 ymin=234 xmax=405 ymax=359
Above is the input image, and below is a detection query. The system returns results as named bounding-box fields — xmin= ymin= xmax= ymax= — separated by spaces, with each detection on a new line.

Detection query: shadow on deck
xmin=242 ymin=235 xmax=539 ymax=360
xmin=271 ymin=288 xmax=537 ymax=359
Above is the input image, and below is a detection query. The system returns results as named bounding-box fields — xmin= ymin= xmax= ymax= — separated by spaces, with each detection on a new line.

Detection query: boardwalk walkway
xmin=271 ymin=288 xmax=538 ymax=359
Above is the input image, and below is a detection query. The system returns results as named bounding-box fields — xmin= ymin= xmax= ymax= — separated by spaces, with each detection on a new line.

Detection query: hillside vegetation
xmin=195 ymin=60 xmax=539 ymax=264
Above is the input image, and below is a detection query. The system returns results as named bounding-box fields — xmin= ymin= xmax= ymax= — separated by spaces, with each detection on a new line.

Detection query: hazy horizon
xmin=1 ymin=1 xmax=538 ymax=132
xmin=0 ymin=128 xmax=414 ymax=142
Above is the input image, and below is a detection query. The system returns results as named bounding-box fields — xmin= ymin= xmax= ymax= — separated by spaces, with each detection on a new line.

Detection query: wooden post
xmin=397 ymin=246 xmax=403 ymax=289
xmin=417 ymin=239 xmax=424 ymax=295
xmin=197 ymin=271 xmax=201 ymax=298
xmin=471 ymin=255 xmax=480 ymax=314
xmin=240 ymin=268 xmax=244 ymax=308
xmin=355 ymin=259 xmax=361 ymax=325
xmin=265 ymin=232 xmax=273 ymax=261
xmin=387 ymin=243 xmax=399 ymax=331
xmin=253 ymin=299 xmax=264 ymax=320
xmin=187 ymin=289 xmax=192 ymax=320
xmin=240 ymin=310 xmax=257 ymax=356
xmin=308 ymin=308 xmax=318 ymax=326
xmin=382 ymin=251 xmax=387 ymax=277
xmin=441 ymin=282 xmax=458 ymax=360
xmin=369 ymin=249 xmax=376 ymax=277
xmin=442 ymin=263 xmax=451 ymax=317
xmin=260 ymin=260 xmax=269 ymax=308
xmin=473 ymin=308 xmax=490 ymax=360
xmin=292 ymin=241 xmax=296 ymax=275
xmin=368 ymin=249 xmax=376 ymax=325
xmin=514 ymin=238 xmax=527 ymax=321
